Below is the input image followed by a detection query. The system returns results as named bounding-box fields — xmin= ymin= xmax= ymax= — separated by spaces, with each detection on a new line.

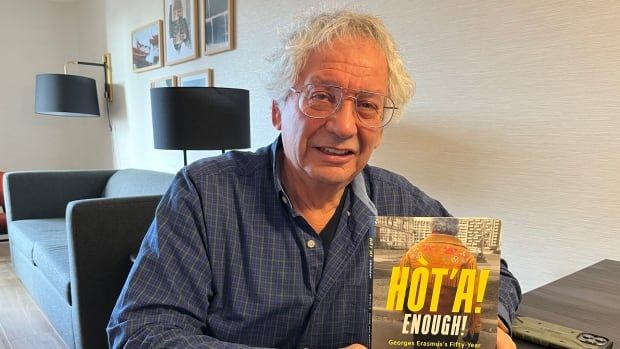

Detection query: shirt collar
xmin=270 ymin=136 xmax=295 ymax=214
xmin=269 ymin=135 xmax=377 ymax=216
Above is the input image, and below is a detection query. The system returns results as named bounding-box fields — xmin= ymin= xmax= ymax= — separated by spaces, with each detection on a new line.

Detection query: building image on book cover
xmin=371 ymin=217 xmax=501 ymax=349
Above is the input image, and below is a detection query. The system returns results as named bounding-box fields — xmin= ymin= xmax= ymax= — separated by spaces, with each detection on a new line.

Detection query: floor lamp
xmin=151 ymin=87 xmax=251 ymax=166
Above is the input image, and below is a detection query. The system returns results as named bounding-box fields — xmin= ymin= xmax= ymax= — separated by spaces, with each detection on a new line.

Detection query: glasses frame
xmin=289 ymin=84 xmax=398 ymax=128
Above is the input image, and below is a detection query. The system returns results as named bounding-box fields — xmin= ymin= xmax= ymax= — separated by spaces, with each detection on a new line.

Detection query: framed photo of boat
xmin=178 ymin=69 xmax=214 ymax=87
xmin=150 ymin=76 xmax=178 ymax=88
xmin=131 ymin=20 xmax=163 ymax=73
xmin=164 ymin=0 xmax=199 ymax=65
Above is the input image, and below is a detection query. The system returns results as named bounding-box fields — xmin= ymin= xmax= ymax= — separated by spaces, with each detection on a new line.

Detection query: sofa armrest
xmin=66 ymin=195 xmax=162 ymax=349
xmin=4 ymin=170 xmax=117 ymax=221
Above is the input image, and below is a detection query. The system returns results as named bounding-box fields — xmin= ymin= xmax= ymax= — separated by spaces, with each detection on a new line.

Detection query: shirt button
xmin=306 ymin=240 xmax=316 ymax=248
xmin=281 ymin=195 xmax=289 ymax=205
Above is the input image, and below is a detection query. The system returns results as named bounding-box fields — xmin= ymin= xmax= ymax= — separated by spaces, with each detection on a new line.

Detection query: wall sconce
xmin=35 ymin=54 xmax=113 ymax=128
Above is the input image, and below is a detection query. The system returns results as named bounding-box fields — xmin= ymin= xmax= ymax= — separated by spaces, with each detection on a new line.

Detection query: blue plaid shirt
xmin=108 ymin=137 xmax=521 ymax=348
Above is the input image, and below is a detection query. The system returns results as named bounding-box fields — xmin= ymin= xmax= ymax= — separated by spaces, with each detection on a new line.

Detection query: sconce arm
xmin=64 ymin=53 xmax=113 ymax=102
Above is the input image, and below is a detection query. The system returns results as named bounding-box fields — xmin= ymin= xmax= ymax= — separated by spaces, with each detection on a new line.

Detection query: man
xmin=169 ymin=0 xmax=191 ymax=52
xmin=108 ymin=9 xmax=521 ymax=349
xmin=399 ymin=218 xmax=481 ymax=347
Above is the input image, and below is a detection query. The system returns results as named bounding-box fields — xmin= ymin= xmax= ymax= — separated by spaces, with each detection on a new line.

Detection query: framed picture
xmin=131 ymin=20 xmax=163 ymax=73
xmin=178 ymin=69 xmax=214 ymax=87
xmin=164 ymin=0 xmax=199 ymax=65
xmin=203 ymin=0 xmax=234 ymax=55
xmin=150 ymin=76 xmax=178 ymax=88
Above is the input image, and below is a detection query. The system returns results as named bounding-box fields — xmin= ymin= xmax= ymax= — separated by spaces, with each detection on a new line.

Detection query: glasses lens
xmin=299 ymin=85 xmax=340 ymax=118
xmin=353 ymin=93 xmax=384 ymax=127
xmin=381 ymin=96 xmax=396 ymax=127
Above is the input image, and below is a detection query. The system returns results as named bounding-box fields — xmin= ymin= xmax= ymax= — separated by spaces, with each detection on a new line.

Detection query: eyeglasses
xmin=289 ymin=84 xmax=397 ymax=128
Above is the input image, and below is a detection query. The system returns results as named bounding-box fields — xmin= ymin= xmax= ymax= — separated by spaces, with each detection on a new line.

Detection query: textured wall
xmin=103 ymin=0 xmax=619 ymax=291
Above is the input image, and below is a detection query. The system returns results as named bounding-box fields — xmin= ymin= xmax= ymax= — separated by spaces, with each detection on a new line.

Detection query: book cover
xmin=370 ymin=217 xmax=502 ymax=349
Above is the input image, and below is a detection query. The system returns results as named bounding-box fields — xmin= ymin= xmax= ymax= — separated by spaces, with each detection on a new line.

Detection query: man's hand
xmin=497 ymin=317 xmax=516 ymax=349
xmin=497 ymin=327 xmax=516 ymax=349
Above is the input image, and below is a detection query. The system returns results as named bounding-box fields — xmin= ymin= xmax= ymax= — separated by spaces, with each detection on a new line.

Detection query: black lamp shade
xmin=35 ymin=74 xmax=100 ymax=117
xmin=151 ymin=87 xmax=250 ymax=151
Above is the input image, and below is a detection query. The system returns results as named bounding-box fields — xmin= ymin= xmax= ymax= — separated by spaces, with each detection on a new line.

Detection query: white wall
xmin=0 ymin=0 xmax=113 ymax=171
xmin=99 ymin=1 xmax=620 ymax=291
xmin=103 ymin=0 xmax=281 ymax=174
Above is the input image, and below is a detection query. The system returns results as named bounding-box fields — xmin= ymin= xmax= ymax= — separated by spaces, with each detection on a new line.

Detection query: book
xmin=370 ymin=216 xmax=502 ymax=349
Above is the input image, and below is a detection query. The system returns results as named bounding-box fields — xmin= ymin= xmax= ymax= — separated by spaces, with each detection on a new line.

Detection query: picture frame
xmin=150 ymin=76 xmax=178 ymax=88
xmin=178 ymin=69 xmax=214 ymax=87
xmin=164 ymin=0 xmax=199 ymax=65
xmin=203 ymin=0 xmax=234 ymax=55
xmin=131 ymin=20 xmax=163 ymax=73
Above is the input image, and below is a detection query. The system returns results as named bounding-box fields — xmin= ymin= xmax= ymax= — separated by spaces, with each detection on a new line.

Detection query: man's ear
xmin=272 ymin=100 xmax=282 ymax=130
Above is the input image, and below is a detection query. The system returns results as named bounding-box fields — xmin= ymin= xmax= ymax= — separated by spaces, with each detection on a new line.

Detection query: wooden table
xmin=514 ymin=259 xmax=620 ymax=348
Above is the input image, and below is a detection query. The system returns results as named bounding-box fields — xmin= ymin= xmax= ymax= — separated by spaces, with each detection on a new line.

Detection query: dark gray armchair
xmin=5 ymin=169 xmax=174 ymax=349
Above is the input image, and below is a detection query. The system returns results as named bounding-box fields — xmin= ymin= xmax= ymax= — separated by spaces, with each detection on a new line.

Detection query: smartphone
xmin=513 ymin=316 xmax=613 ymax=349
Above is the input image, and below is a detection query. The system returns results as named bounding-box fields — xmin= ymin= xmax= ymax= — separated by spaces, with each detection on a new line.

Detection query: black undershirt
xmin=294 ymin=186 xmax=348 ymax=253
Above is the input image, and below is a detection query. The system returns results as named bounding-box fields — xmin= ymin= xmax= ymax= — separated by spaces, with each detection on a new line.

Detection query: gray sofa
xmin=3 ymin=169 xmax=174 ymax=349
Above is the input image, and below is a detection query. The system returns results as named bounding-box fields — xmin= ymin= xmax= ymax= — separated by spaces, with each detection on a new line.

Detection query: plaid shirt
xmin=108 ymin=137 xmax=521 ymax=348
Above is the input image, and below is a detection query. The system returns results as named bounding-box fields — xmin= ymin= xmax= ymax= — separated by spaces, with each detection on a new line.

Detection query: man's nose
xmin=325 ymin=97 xmax=357 ymax=138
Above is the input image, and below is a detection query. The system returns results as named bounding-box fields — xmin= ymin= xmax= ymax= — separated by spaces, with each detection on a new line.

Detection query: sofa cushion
xmin=9 ymin=218 xmax=66 ymax=261
xmin=102 ymin=169 xmax=173 ymax=198
xmin=32 ymin=242 xmax=71 ymax=304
